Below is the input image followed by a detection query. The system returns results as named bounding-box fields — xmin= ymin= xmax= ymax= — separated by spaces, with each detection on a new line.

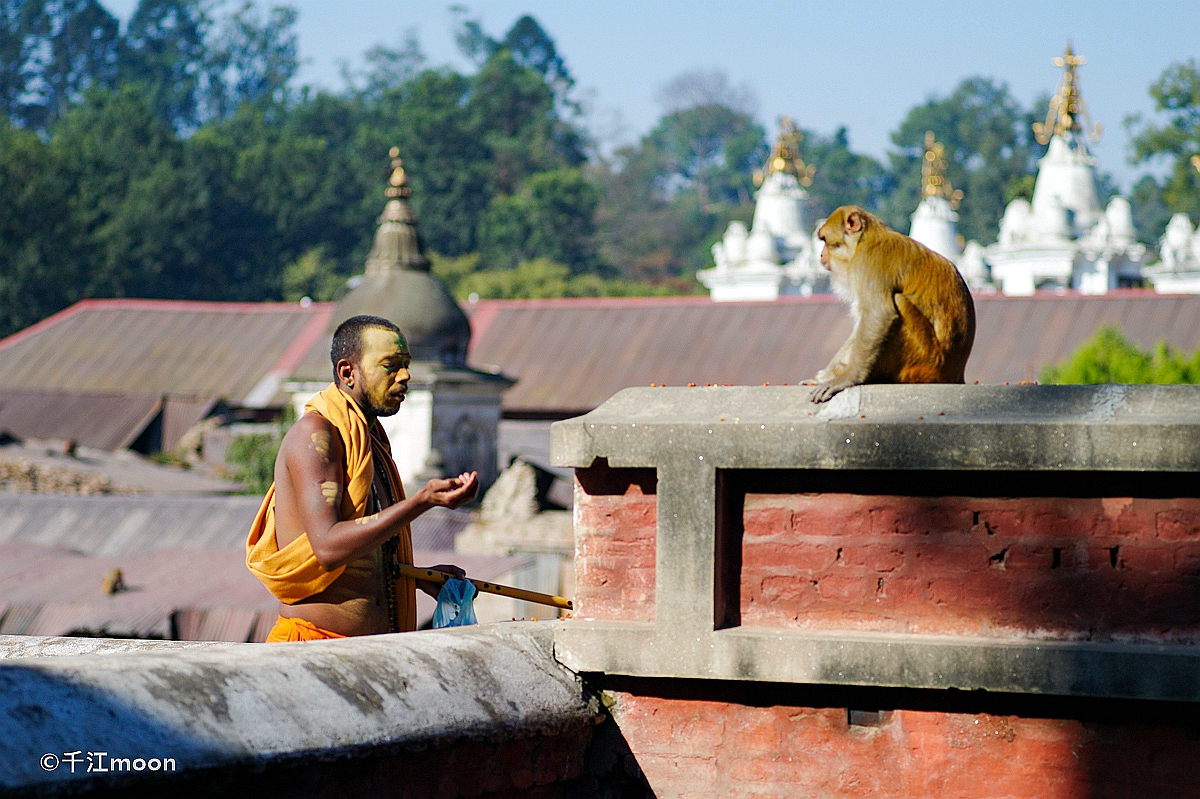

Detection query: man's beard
xmin=362 ymin=394 xmax=402 ymax=418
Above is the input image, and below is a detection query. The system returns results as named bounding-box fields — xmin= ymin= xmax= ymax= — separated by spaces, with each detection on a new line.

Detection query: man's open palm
xmin=426 ymin=472 xmax=479 ymax=508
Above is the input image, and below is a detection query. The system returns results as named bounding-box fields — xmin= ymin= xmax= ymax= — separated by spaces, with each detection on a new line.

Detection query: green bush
xmin=226 ymin=433 xmax=281 ymax=495
xmin=1041 ymin=325 xmax=1200 ymax=384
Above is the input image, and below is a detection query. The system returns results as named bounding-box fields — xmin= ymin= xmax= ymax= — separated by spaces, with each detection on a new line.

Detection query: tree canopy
xmin=0 ymin=3 xmax=1188 ymax=338
xmin=1130 ymin=59 xmax=1200 ymax=228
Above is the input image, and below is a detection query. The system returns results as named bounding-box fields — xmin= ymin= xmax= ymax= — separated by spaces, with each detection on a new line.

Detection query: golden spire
xmin=921 ymin=131 xmax=963 ymax=209
xmin=1033 ymin=42 xmax=1102 ymax=146
xmin=386 ymin=146 xmax=412 ymax=198
xmin=753 ymin=116 xmax=815 ymax=188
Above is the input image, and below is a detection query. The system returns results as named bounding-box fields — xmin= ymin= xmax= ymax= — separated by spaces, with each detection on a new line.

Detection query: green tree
xmin=479 ymin=167 xmax=598 ymax=270
xmin=1042 ymin=325 xmax=1200 ymax=384
xmin=0 ymin=118 xmax=75 ymax=336
xmin=1129 ymin=175 xmax=1174 ymax=246
xmin=120 ymin=0 xmax=211 ymax=131
xmin=1131 ymin=59 xmax=1200 ymax=223
xmin=881 ymin=77 xmax=1040 ymax=244
xmin=592 ymin=71 xmax=766 ymax=283
xmin=798 ymin=125 xmax=890 ymax=222
xmin=203 ymin=0 xmax=299 ymax=119
xmin=49 ymin=83 xmax=203 ymax=299
xmin=7 ymin=0 xmax=121 ymax=131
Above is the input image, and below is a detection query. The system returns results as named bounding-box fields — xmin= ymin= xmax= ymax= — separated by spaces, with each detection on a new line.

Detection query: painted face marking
xmin=353 ymin=512 xmax=379 ymax=526
xmin=320 ymin=481 xmax=340 ymax=506
xmin=310 ymin=431 xmax=332 ymax=462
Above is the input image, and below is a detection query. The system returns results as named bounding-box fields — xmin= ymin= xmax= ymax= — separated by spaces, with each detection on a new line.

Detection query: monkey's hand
xmin=810 ymin=378 xmax=855 ymax=403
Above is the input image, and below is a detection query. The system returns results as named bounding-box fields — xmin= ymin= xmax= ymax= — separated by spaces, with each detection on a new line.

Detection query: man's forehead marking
xmin=363 ymin=326 xmax=409 ymax=354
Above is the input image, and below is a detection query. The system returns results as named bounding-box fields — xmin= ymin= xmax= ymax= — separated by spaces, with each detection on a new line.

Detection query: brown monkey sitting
xmin=810 ymin=205 xmax=975 ymax=403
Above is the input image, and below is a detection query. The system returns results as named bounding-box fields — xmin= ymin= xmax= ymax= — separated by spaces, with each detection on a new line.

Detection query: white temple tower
xmin=908 ymin=131 xmax=965 ymax=263
xmin=985 ymin=44 xmax=1146 ymax=295
xmin=698 ymin=118 xmax=825 ymax=301
xmin=1144 ymin=157 xmax=1200 ymax=294
xmin=908 ymin=132 xmax=992 ymax=292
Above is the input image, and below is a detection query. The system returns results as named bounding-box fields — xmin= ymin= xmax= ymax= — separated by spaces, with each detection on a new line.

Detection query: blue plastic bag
xmin=432 ymin=578 xmax=478 ymax=628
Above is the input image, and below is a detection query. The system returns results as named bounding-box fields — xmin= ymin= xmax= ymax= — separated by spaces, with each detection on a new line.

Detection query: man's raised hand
xmin=422 ymin=471 xmax=479 ymax=509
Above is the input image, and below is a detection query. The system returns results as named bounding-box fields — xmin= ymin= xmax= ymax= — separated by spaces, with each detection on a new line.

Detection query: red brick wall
xmin=742 ymin=494 xmax=1200 ymax=641
xmin=572 ymin=477 xmax=1200 ymax=797
xmin=606 ymin=691 xmax=1200 ymax=799
xmin=573 ymin=462 xmax=657 ymax=622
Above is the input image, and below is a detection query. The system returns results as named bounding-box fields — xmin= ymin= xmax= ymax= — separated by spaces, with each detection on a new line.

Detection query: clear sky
xmin=105 ymin=0 xmax=1200 ymax=191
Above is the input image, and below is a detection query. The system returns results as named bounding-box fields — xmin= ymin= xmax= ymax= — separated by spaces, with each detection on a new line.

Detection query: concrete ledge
xmin=0 ymin=622 xmax=600 ymax=792
xmin=0 ymin=635 xmax=232 ymax=660
xmin=556 ymin=622 xmax=1200 ymax=703
xmin=551 ymin=384 xmax=1200 ymax=472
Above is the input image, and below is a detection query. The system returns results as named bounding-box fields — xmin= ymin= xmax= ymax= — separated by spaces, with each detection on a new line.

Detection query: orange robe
xmin=265 ymin=616 xmax=347 ymax=642
xmin=246 ymin=383 xmax=417 ymax=634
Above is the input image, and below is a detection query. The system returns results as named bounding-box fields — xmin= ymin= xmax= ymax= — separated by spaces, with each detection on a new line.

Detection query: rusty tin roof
xmin=466 ymin=292 xmax=1200 ymax=415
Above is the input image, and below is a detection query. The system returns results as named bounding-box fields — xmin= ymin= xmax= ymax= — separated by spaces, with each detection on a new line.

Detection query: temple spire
xmin=1033 ymin=42 xmax=1102 ymax=146
xmin=753 ymin=117 xmax=815 ymax=188
xmin=921 ymin=131 xmax=963 ymax=209
xmin=365 ymin=147 xmax=430 ymax=274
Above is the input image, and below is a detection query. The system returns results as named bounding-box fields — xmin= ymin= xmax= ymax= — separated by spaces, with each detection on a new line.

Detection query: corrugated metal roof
xmin=0 ymin=494 xmax=477 ymax=557
xmin=0 ymin=299 xmax=332 ymax=407
xmin=0 ymin=390 xmax=162 ymax=451
xmin=466 ymin=292 xmax=1200 ymax=414
xmin=0 ymin=494 xmax=264 ymax=555
xmin=0 ymin=542 xmax=525 ymax=641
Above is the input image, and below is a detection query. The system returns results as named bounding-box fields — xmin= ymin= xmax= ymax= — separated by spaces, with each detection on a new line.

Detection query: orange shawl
xmin=245 ymin=384 xmax=416 ymax=631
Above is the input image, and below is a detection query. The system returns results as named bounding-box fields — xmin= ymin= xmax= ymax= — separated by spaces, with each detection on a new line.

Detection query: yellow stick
xmin=399 ymin=564 xmax=573 ymax=611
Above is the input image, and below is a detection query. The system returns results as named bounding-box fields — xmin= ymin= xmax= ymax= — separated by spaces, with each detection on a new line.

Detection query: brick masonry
xmin=742 ymin=493 xmax=1200 ymax=641
xmin=605 ymin=690 xmax=1200 ymax=799
xmin=572 ymin=467 xmax=1200 ymax=797
xmin=573 ymin=462 xmax=657 ymax=623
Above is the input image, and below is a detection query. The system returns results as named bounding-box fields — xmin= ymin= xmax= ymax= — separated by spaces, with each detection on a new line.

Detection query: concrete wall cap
xmin=551 ymin=384 xmax=1200 ymax=472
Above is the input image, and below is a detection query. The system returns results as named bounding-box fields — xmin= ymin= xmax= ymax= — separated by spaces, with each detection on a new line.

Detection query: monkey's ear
xmin=844 ymin=210 xmax=865 ymax=235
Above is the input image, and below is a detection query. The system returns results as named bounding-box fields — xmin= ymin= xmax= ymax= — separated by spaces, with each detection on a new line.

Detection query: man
xmin=247 ymin=314 xmax=478 ymax=641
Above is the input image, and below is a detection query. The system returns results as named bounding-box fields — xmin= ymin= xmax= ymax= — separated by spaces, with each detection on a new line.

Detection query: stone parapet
xmin=0 ymin=623 xmax=613 ymax=797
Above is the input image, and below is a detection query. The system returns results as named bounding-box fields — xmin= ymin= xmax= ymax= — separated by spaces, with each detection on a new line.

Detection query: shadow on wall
xmin=722 ymin=467 xmax=1200 ymax=798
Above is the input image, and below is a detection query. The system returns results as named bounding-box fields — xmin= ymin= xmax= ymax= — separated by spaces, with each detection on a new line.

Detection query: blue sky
xmin=105 ymin=0 xmax=1200 ymax=191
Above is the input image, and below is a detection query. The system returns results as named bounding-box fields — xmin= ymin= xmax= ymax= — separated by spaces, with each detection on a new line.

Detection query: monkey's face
xmin=818 ymin=207 xmax=866 ymax=272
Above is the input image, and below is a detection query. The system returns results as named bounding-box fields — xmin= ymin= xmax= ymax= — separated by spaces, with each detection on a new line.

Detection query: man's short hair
xmin=331 ymin=315 xmax=402 ymax=378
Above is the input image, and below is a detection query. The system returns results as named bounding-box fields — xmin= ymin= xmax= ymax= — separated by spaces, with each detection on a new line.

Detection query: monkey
xmin=809 ymin=205 xmax=975 ymax=403
xmin=102 ymin=568 xmax=126 ymax=595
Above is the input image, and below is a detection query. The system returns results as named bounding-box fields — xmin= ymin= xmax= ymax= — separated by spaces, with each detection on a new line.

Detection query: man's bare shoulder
xmin=280 ymin=412 xmax=341 ymax=471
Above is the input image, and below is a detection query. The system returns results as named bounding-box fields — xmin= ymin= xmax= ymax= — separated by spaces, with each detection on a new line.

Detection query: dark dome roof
xmin=288 ymin=161 xmax=472 ymax=382
xmin=331 ymin=269 xmax=470 ymax=365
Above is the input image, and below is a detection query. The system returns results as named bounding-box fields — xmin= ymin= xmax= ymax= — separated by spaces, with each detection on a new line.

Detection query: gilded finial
xmin=1033 ymin=42 xmax=1102 ymax=146
xmin=921 ymin=131 xmax=963 ymax=210
xmin=753 ymin=116 xmax=815 ymax=188
xmin=386 ymin=146 xmax=411 ymax=199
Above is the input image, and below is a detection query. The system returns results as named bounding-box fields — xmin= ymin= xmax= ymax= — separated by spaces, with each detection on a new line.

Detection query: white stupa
xmin=698 ymin=118 xmax=825 ymax=301
xmin=984 ymin=44 xmax=1146 ymax=295
xmin=907 ymin=131 xmax=992 ymax=292
xmin=1145 ymin=210 xmax=1200 ymax=294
